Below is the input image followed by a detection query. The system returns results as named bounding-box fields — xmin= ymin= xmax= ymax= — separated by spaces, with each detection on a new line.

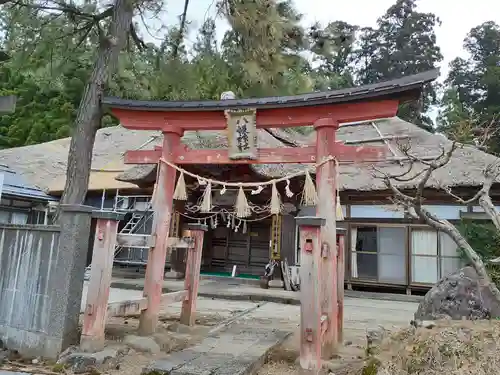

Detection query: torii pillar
xmin=139 ymin=129 xmax=182 ymax=335
xmin=314 ymin=118 xmax=339 ymax=357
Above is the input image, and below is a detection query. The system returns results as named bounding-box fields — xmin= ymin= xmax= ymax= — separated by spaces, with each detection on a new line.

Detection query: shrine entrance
xmin=82 ymin=69 xmax=436 ymax=373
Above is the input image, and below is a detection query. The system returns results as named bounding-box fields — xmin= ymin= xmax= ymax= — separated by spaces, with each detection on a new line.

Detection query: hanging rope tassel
xmin=336 ymin=194 xmax=344 ymax=220
xmin=270 ymin=181 xmax=281 ymax=214
xmin=200 ymin=181 xmax=212 ymax=212
xmin=173 ymin=171 xmax=187 ymax=200
xmin=235 ymin=185 xmax=251 ymax=218
xmin=301 ymin=170 xmax=318 ymax=206
xmin=285 ymin=179 xmax=293 ymax=198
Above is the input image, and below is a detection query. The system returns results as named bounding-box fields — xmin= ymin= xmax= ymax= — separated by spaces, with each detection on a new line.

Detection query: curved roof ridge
xmin=103 ymin=70 xmax=439 ymax=112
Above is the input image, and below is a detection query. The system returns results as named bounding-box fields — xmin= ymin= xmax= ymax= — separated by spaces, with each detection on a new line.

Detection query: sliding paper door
xmin=378 ymin=227 xmax=406 ymax=283
xmin=411 ymin=229 xmax=438 ymax=284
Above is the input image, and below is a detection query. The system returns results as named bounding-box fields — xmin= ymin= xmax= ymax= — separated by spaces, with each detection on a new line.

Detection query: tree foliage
xmin=0 ymin=0 xmax=498 ymax=153
xmin=440 ymin=21 xmax=500 ymax=154
xmin=354 ymin=0 xmax=442 ymax=129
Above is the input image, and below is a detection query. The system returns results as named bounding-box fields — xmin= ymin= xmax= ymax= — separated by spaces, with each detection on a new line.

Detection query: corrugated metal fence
xmin=0 ymin=224 xmax=60 ymax=337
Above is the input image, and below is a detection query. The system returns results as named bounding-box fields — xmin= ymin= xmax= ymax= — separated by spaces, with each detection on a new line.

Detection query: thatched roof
xmin=0 ymin=127 xmax=162 ymax=193
xmin=0 ymin=117 xmax=497 ymax=194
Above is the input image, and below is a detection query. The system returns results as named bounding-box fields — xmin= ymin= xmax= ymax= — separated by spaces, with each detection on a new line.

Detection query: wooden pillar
xmin=139 ymin=130 xmax=182 ymax=335
xmin=81 ymin=210 xmax=125 ymax=352
xmin=314 ymin=118 xmax=339 ymax=356
xmin=180 ymin=223 xmax=208 ymax=326
xmin=336 ymin=227 xmax=347 ymax=344
xmin=296 ymin=216 xmax=325 ymax=374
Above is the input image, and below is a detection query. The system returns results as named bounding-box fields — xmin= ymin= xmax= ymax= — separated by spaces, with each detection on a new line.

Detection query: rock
xmin=366 ymin=326 xmax=386 ymax=355
xmin=57 ymin=345 xmax=79 ymax=364
xmin=123 ymin=335 xmax=161 ymax=354
xmin=59 ymin=348 xmax=123 ymax=374
xmin=414 ymin=266 xmax=500 ymax=321
xmin=153 ymin=333 xmax=191 ymax=353
xmin=63 ymin=354 xmax=96 ymax=374
xmin=410 ymin=320 xmax=436 ymax=329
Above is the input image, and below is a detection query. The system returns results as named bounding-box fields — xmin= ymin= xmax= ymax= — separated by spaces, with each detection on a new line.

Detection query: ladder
xmin=114 ymin=212 xmax=149 ymax=258
xmin=122 ymin=212 xmax=145 ymax=234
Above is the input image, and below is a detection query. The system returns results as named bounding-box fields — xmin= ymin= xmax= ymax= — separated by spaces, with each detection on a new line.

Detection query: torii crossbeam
xmin=103 ymin=69 xmax=438 ymax=373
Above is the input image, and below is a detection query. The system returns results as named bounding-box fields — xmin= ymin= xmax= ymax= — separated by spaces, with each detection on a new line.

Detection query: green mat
xmin=201 ymin=271 xmax=259 ymax=280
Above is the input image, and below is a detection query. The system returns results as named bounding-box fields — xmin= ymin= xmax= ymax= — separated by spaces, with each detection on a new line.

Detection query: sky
xmin=157 ymin=0 xmax=500 ymax=81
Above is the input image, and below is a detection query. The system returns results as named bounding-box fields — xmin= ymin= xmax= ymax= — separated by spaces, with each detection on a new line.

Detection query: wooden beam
xmin=113 ymin=100 xmax=399 ymax=131
xmin=117 ymin=234 xmax=155 ymax=248
xmin=107 ymin=298 xmax=148 ymax=317
xmin=176 ymin=146 xmax=318 ymax=164
xmin=180 ymin=224 xmax=207 ymax=326
xmin=125 ymin=150 xmax=162 ymax=164
xmin=160 ymin=290 xmax=188 ymax=306
xmin=125 ymin=144 xmax=386 ymax=165
xmin=116 ymin=236 xmax=191 ymax=248
xmin=81 ymin=212 xmax=123 ymax=352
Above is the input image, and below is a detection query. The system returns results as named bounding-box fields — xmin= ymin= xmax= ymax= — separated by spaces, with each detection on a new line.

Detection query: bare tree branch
xmin=172 ymin=0 xmax=190 ymax=59
xmin=374 ymin=126 xmax=500 ymax=301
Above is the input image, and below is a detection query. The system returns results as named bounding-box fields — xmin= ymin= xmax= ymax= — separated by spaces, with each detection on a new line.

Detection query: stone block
xmin=124 ymin=335 xmax=161 ymax=354
xmin=165 ymin=271 xmax=185 ymax=279
xmin=268 ymin=279 xmax=284 ymax=289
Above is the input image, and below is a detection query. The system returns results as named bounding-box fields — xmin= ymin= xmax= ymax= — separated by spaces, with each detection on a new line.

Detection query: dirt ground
xmin=1 ymin=292 xmax=418 ymax=375
xmin=255 ymin=297 xmax=418 ymax=375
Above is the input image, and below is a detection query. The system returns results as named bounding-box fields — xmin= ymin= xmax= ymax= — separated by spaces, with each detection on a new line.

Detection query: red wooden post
xmin=296 ymin=216 xmax=325 ymax=374
xmin=81 ymin=211 xmax=125 ymax=352
xmin=336 ymin=227 xmax=347 ymax=344
xmin=314 ymin=118 xmax=339 ymax=357
xmin=180 ymin=223 xmax=208 ymax=326
xmin=139 ymin=130 xmax=182 ymax=335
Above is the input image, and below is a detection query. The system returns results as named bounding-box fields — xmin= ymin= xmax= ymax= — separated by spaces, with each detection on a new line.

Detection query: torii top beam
xmin=103 ymin=70 xmax=438 ymax=132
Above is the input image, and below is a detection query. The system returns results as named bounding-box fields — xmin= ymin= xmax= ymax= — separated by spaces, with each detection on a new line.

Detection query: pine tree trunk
xmin=57 ymin=0 xmax=134 ymax=215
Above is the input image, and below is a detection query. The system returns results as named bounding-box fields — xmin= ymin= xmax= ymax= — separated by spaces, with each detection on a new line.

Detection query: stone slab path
xmin=145 ymin=324 xmax=289 ymax=375
xmin=143 ymin=300 xmax=298 ymax=375
xmin=144 ymin=302 xmax=296 ymax=375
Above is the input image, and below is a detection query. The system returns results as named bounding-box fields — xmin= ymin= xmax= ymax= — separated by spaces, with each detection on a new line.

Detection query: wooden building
xmin=0 ymin=164 xmax=57 ymax=225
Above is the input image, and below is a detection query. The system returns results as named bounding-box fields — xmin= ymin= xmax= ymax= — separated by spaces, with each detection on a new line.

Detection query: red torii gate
xmin=103 ymin=70 xmax=437 ymax=372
